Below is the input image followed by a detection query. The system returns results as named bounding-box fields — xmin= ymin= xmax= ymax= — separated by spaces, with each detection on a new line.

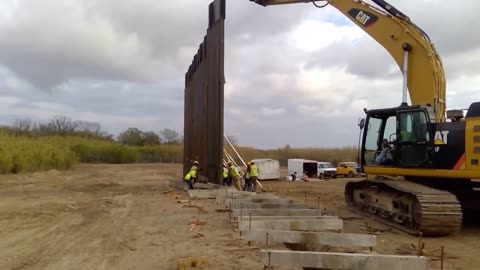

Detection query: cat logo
xmin=434 ymin=130 xmax=449 ymax=145
xmin=347 ymin=9 xmax=378 ymax=27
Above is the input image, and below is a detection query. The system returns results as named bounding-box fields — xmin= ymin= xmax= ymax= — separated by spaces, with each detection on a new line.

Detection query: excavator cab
xmin=361 ymin=105 xmax=434 ymax=169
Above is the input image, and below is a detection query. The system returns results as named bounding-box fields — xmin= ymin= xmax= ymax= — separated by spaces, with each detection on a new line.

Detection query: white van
xmin=252 ymin=159 xmax=280 ymax=180
xmin=287 ymin=159 xmax=318 ymax=179
xmin=317 ymin=161 xmax=337 ymax=179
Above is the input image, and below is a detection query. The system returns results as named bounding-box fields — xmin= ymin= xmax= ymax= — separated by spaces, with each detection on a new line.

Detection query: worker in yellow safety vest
xmin=228 ymin=162 xmax=241 ymax=191
xmin=243 ymin=162 xmax=251 ymax=191
xmin=248 ymin=160 xmax=258 ymax=192
xmin=184 ymin=161 xmax=199 ymax=190
xmin=222 ymin=165 xmax=230 ymax=186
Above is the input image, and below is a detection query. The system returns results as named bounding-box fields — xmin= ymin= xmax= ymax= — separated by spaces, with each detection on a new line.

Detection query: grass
xmin=0 ymin=133 xmax=184 ymax=174
xmin=0 ymin=131 xmax=356 ymax=174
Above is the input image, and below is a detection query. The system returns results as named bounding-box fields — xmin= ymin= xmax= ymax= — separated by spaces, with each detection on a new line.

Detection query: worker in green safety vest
xmin=184 ymin=161 xmax=199 ymax=190
xmin=248 ymin=160 xmax=258 ymax=192
xmin=222 ymin=165 xmax=230 ymax=186
xmin=228 ymin=162 xmax=241 ymax=191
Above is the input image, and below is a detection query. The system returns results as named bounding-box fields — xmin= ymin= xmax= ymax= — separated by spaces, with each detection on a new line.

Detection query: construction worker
xmin=228 ymin=162 xmax=242 ymax=191
xmin=222 ymin=165 xmax=229 ymax=186
xmin=189 ymin=160 xmax=200 ymax=185
xmin=243 ymin=162 xmax=251 ymax=191
xmin=184 ymin=165 xmax=198 ymax=190
xmin=248 ymin=160 xmax=258 ymax=192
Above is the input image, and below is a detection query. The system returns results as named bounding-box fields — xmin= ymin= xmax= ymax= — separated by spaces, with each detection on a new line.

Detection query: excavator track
xmin=345 ymin=179 xmax=462 ymax=236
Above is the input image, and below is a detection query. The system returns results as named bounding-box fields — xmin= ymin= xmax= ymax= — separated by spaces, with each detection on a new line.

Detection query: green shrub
xmin=0 ymin=133 xmax=77 ymax=174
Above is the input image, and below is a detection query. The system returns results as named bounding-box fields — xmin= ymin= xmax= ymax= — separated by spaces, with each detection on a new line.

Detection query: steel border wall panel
xmin=184 ymin=0 xmax=225 ymax=184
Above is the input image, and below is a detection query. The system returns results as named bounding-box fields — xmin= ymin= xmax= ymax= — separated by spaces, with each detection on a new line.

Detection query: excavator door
xmin=394 ymin=109 xmax=434 ymax=167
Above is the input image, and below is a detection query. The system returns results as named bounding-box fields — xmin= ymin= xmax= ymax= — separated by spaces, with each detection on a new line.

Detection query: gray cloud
xmin=0 ymin=0 xmax=479 ymax=148
xmin=0 ymin=0 xmax=311 ymax=90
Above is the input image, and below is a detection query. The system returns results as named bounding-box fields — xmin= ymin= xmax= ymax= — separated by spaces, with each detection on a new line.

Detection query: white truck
xmin=287 ymin=159 xmax=318 ymax=180
xmin=317 ymin=161 xmax=337 ymax=179
xmin=252 ymin=159 xmax=280 ymax=180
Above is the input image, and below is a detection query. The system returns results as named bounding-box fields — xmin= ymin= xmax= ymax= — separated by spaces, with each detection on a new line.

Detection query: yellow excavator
xmin=249 ymin=0 xmax=480 ymax=236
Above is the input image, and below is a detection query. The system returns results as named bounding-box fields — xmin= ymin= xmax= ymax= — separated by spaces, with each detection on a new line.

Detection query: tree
xmin=32 ymin=122 xmax=55 ymax=136
xmin=12 ymin=119 xmax=33 ymax=136
xmin=160 ymin=128 xmax=179 ymax=144
xmin=143 ymin=131 xmax=161 ymax=145
xmin=48 ymin=115 xmax=77 ymax=136
xmin=118 ymin=128 xmax=145 ymax=146
xmin=74 ymin=120 xmax=111 ymax=139
xmin=75 ymin=120 xmax=101 ymax=135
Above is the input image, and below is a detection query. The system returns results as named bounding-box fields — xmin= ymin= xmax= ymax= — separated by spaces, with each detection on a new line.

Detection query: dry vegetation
xmin=0 ymin=128 xmax=356 ymax=175
xmin=0 ymin=132 xmax=183 ymax=174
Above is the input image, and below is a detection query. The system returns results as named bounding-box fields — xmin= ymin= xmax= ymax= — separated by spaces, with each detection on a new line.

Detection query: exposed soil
xmin=0 ymin=164 xmax=477 ymax=269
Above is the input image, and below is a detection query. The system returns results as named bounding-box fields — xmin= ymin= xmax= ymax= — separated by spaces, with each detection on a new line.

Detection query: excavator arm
xmin=249 ymin=0 xmax=446 ymax=121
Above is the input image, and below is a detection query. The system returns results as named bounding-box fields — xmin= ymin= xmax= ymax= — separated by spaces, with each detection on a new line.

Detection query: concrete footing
xmin=188 ymin=190 xmax=218 ymax=199
xmin=236 ymin=215 xmax=338 ymax=221
xmin=231 ymin=209 xmax=324 ymax=217
xmin=230 ymin=203 xmax=307 ymax=209
xmin=259 ymin=250 xmax=427 ymax=270
xmin=238 ymin=219 xmax=343 ymax=231
xmin=241 ymin=230 xmax=376 ymax=248
xmin=219 ymin=198 xmax=292 ymax=208
xmin=222 ymin=193 xmax=279 ymax=199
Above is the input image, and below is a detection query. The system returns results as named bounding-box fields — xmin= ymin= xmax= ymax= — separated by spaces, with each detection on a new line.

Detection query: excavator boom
xmin=249 ymin=0 xmax=446 ymax=121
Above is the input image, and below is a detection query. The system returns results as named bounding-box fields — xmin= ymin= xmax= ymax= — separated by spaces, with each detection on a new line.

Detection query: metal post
xmin=440 ymin=246 xmax=444 ymax=270
xmin=249 ymin=213 xmax=252 ymax=231
xmin=248 ymin=213 xmax=252 ymax=246
xmin=267 ymin=251 xmax=271 ymax=270
xmin=228 ymin=201 xmax=232 ymax=223
xmin=417 ymin=232 xmax=423 ymax=256
xmin=317 ymin=196 xmax=320 ymax=209
xmin=265 ymin=233 xmax=270 ymax=250
xmin=401 ymin=43 xmax=412 ymax=106
xmin=240 ymin=204 xmax=243 ymax=222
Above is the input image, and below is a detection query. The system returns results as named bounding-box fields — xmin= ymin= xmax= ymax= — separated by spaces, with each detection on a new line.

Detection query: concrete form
xmin=236 ymin=215 xmax=338 ymax=221
xmin=231 ymin=209 xmax=324 ymax=217
xmin=216 ymin=193 xmax=280 ymax=203
xmin=218 ymin=193 xmax=279 ymax=199
xmin=188 ymin=190 xmax=218 ymax=199
xmin=259 ymin=250 xmax=427 ymax=270
xmin=219 ymin=198 xmax=293 ymax=208
xmin=241 ymin=230 xmax=376 ymax=248
xmin=230 ymin=203 xmax=307 ymax=209
xmin=222 ymin=198 xmax=292 ymax=205
xmin=238 ymin=219 xmax=343 ymax=231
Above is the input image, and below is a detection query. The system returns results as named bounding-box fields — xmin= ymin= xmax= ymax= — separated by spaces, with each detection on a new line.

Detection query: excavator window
xmin=395 ymin=110 xmax=433 ymax=167
xmin=384 ymin=116 xmax=397 ymax=142
xmin=363 ymin=115 xmax=397 ymax=166
xmin=364 ymin=117 xmax=382 ymax=165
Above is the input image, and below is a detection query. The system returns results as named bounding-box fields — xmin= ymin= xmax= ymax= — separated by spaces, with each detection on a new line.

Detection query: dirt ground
xmin=0 ymin=163 xmax=477 ymax=270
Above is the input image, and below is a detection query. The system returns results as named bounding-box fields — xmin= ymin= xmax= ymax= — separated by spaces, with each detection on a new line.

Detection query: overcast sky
xmin=0 ymin=0 xmax=479 ymax=149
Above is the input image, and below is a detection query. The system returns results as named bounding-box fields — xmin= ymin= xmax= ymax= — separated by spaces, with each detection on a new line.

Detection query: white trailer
xmin=252 ymin=159 xmax=280 ymax=180
xmin=287 ymin=159 xmax=318 ymax=179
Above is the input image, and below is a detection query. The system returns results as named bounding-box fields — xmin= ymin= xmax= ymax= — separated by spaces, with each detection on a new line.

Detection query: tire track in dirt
xmin=0 ymin=189 xmax=136 ymax=269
